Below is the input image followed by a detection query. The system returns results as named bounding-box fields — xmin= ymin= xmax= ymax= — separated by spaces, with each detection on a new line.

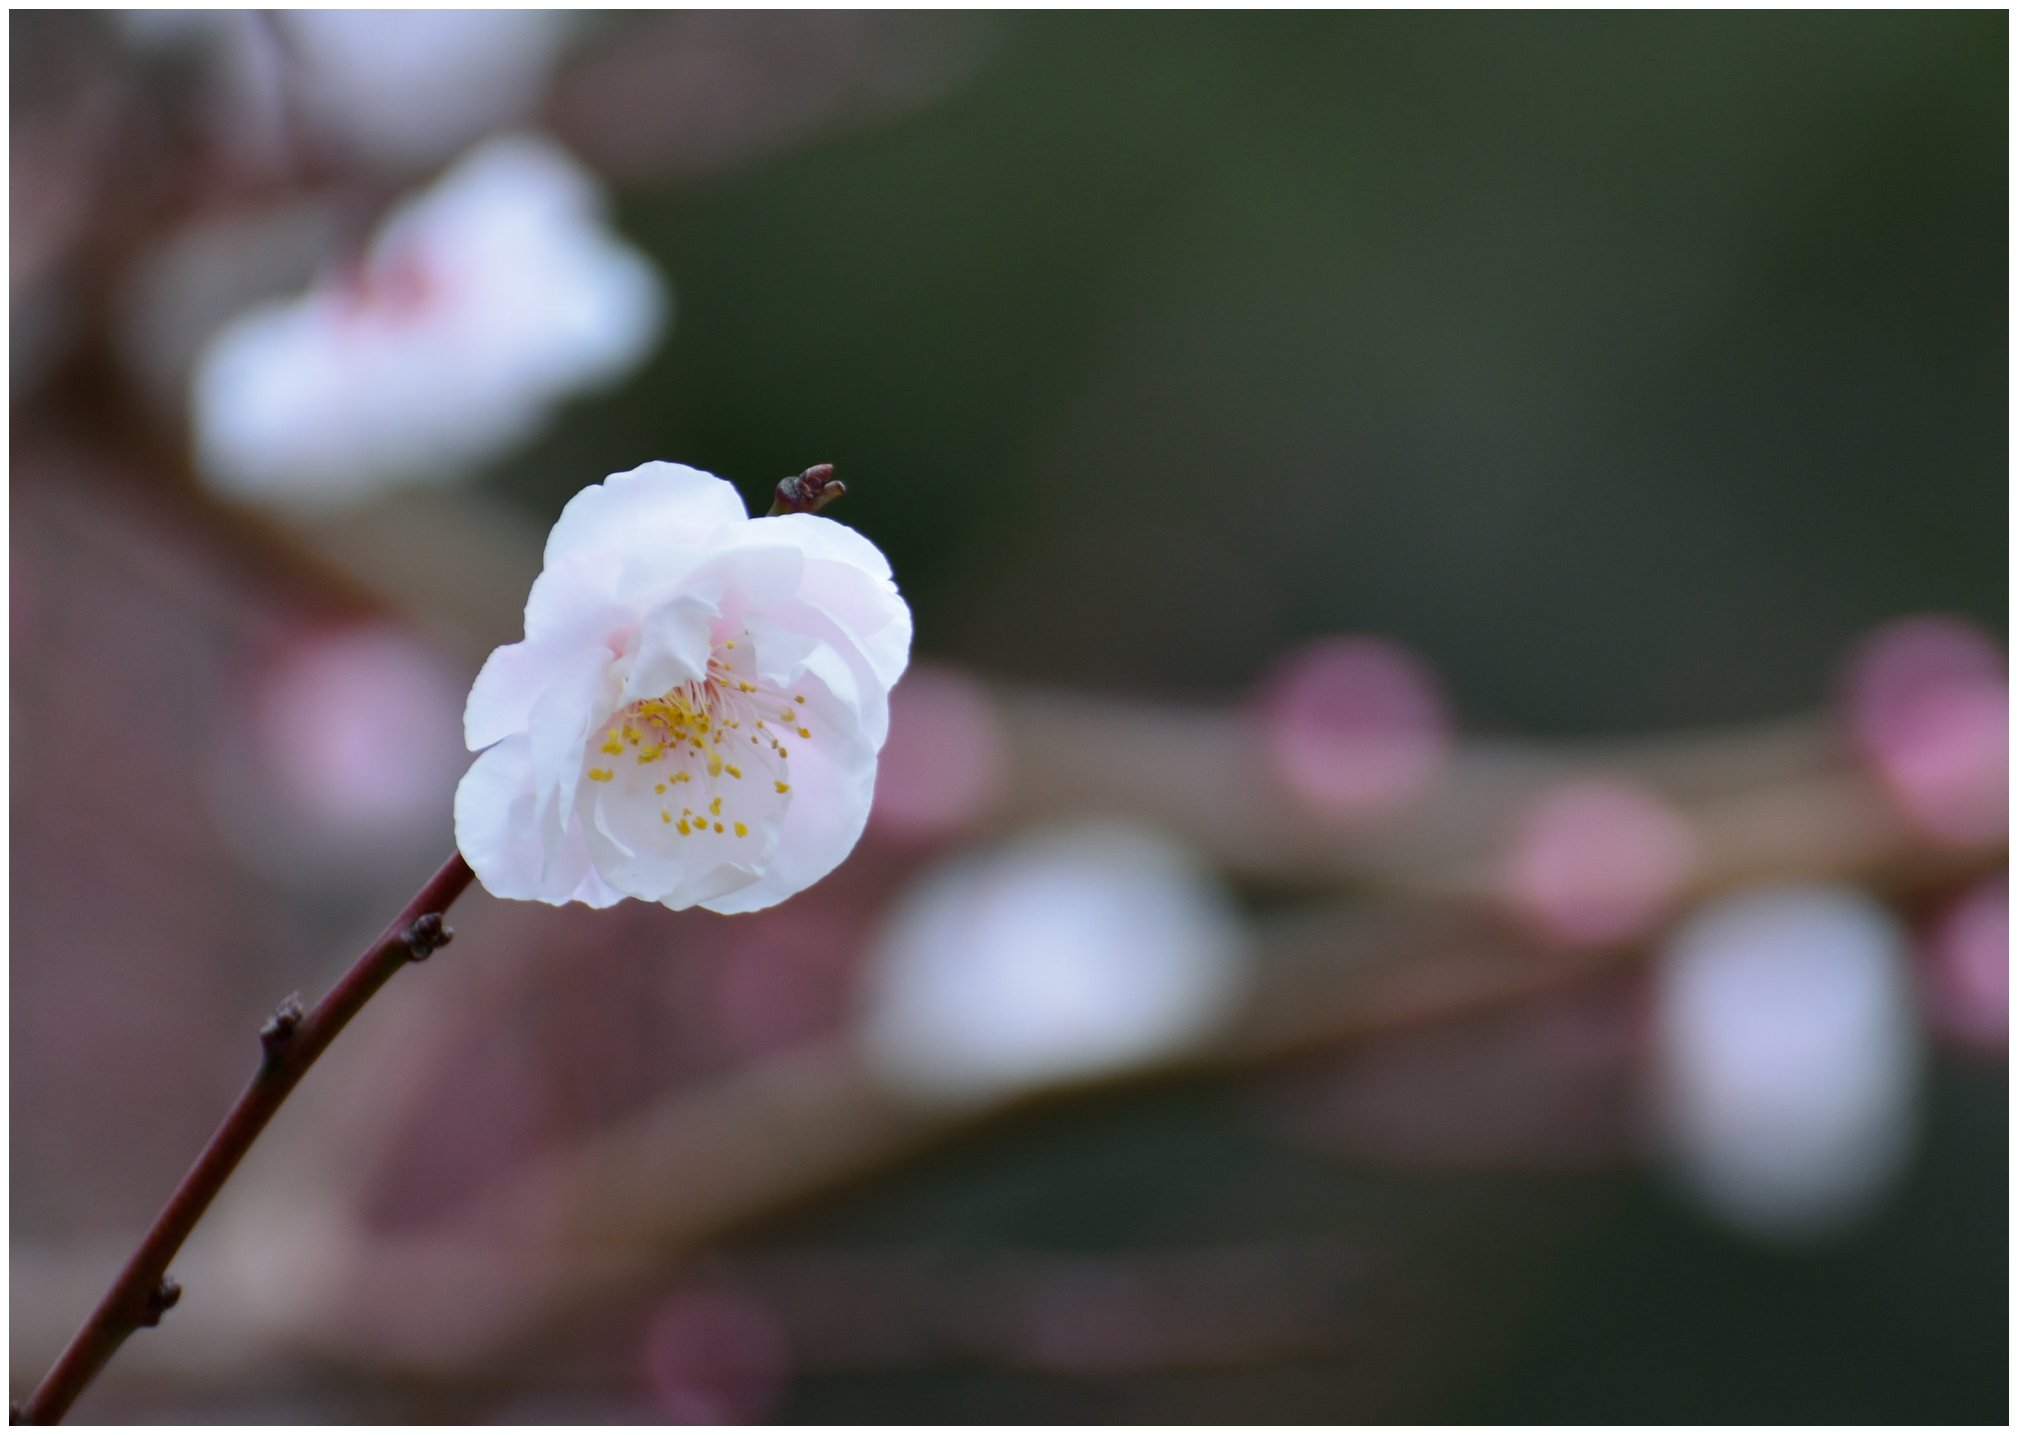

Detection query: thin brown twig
xmin=17 ymin=852 xmax=476 ymax=1425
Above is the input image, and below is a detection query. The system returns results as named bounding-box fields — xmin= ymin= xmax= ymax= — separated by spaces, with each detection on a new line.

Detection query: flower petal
xmin=544 ymin=461 xmax=749 ymax=568
xmin=454 ymin=736 xmax=625 ymax=906
xmin=741 ymin=513 xmax=910 ymax=689
xmin=700 ymin=672 xmax=877 ymax=915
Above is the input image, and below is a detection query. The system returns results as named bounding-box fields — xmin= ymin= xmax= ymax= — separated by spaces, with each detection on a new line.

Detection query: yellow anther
xmin=738 ymin=681 xmax=758 ymax=693
xmin=774 ymin=781 xmax=791 ymax=794
xmin=601 ymin=738 xmax=624 ymax=755
xmin=706 ymin=753 xmax=724 ymax=777
xmin=708 ymin=797 xmax=722 ymax=816
xmin=778 ymin=745 xmax=789 ymax=759
xmin=655 ymin=783 xmax=667 ymax=794
xmin=725 ymin=765 xmax=742 ymax=779
xmin=795 ymin=694 xmax=807 ymax=703
xmin=713 ymin=821 xmax=724 ymax=833
xmin=733 ymin=821 xmax=748 ymax=838
xmin=780 ymin=708 xmax=795 ymax=722
xmin=677 ymin=819 xmax=691 ymax=835
xmin=797 ymin=727 xmax=811 ymax=740
xmin=661 ymin=810 xmax=672 ymax=824
xmin=587 ymin=768 xmax=614 ymax=782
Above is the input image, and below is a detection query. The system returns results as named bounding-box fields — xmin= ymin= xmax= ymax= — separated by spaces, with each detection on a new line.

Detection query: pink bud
xmin=1842 ymin=615 xmax=2007 ymax=847
xmin=1254 ymin=637 xmax=1452 ymax=823
xmin=1920 ymin=877 xmax=2007 ymax=1057
xmin=1500 ymin=779 xmax=1696 ymax=950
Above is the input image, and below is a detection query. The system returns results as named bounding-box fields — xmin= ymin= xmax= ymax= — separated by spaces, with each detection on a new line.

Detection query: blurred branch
xmin=11 ymin=730 xmax=1996 ymax=1403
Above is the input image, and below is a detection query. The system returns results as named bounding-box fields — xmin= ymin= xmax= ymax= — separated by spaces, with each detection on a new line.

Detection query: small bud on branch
xmin=258 ymin=996 xmax=305 ymax=1061
xmin=136 ymin=1281 xmax=180 ymax=1330
xmin=402 ymin=913 xmax=453 ymax=962
xmin=768 ymin=462 xmax=846 ymax=517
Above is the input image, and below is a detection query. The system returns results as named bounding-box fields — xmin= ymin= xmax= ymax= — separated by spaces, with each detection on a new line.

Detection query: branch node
xmin=767 ymin=462 xmax=846 ymax=517
xmin=137 ymin=1278 xmax=180 ymax=1329
xmin=403 ymin=912 xmax=453 ymax=962
xmin=258 ymin=994 xmax=305 ymax=1060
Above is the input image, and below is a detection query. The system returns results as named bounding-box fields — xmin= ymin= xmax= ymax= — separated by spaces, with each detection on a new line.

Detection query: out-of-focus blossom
xmin=1842 ymin=615 xmax=2007 ymax=847
xmin=858 ymin=824 xmax=1246 ymax=1107
xmin=455 ymin=462 xmax=911 ymax=913
xmin=868 ymin=665 xmax=1006 ymax=843
xmin=1253 ymin=636 xmax=1452 ymax=824
xmin=641 ymin=1284 xmax=793 ymax=1425
xmin=209 ymin=622 xmax=467 ymax=887
xmin=1919 ymin=876 xmax=2007 ymax=1058
xmin=1649 ymin=885 xmax=1921 ymax=1242
xmin=192 ymin=134 xmax=664 ymax=507
xmin=126 ymin=10 xmax=575 ymax=173
xmin=283 ymin=10 xmax=576 ymax=170
xmin=1498 ymin=779 xmax=1696 ymax=950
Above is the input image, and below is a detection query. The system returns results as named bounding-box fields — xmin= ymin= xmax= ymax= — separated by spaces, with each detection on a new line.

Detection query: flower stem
xmin=17 ymin=852 xmax=477 ymax=1425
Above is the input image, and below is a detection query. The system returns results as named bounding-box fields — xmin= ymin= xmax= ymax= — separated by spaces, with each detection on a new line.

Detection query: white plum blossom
xmin=858 ymin=824 xmax=1248 ymax=1107
xmin=455 ymin=461 xmax=911 ymax=914
xmin=1648 ymin=884 xmax=1921 ymax=1242
xmin=192 ymin=133 xmax=664 ymax=507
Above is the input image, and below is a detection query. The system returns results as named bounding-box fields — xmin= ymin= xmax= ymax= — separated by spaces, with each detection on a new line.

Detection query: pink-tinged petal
xmin=699 ymin=676 xmax=877 ymax=915
xmin=752 ymin=600 xmax=891 ymax=748
xmin=543 ymin=461 xmax=749 ymax=568
xmin=521 ymin=551 xmax=627 ymax=645
xmin=465 ymin=639 xmax=565 ymax=752
xmin=742 ymin=513 xmax=911 ymax=688
xmin=454 ymin=737 xmax=624 ymax=906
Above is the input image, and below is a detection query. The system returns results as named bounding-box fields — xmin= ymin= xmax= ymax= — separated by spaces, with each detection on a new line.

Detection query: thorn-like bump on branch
xmin=403 ymin=912 xmax=452 ymax=962
xmin=768 ymin=462 xmax=846 ymax=517
xmin=258 ymin=994 xmax=305 ymax=1060
xmin=138 ymin=1278 xmax=180 ymax=1328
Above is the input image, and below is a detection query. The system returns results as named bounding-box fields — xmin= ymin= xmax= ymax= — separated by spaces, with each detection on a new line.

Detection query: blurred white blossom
xmin=283 ymin=10 xmax=576 ymax=169
xmin=192 ymin=134 xmax=664 ymax=507
xmin=859 ymin=825 xmax=1247 ymax=1108
xmin=126 ymin=10 xmax=575 ymax=172
xmin=1649 ymin=885 xmax=1921 ymax=1242
xmin=456 ymin=462 xmax=911 ymax=914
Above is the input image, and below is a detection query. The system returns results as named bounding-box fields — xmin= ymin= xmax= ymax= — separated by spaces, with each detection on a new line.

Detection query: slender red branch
xmin=18 ymin=852 xmax=477 ymax=1425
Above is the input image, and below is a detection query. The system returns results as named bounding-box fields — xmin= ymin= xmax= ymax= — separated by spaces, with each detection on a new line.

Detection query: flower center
xmin=581 ymin=638 xmax=813 ymax=842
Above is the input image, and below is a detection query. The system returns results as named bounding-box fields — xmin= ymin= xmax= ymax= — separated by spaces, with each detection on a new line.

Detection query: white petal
xmin=454 ymin=737 xmax=624 ymax=906
xmin=526 ymin=644 xmax=620 ymax=836
xmin=576 ymin=727 xmax=788 ymax=909
xmin=741 ymin=514 xmax=910 ymax=689
xmin=618 ymin=594 xmax=717 ymax=706
xmin=543 ymin=461 xmax=749 ymax=568
xmin=700 ymin=674 xmax=877 ymax=914
xmin=750 ymin=601 xmax=892 ymax=749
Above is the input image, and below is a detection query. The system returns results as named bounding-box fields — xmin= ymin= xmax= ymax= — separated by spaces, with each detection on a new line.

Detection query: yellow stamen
xmin=587 ymin=768 xmax=613 ymax=782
